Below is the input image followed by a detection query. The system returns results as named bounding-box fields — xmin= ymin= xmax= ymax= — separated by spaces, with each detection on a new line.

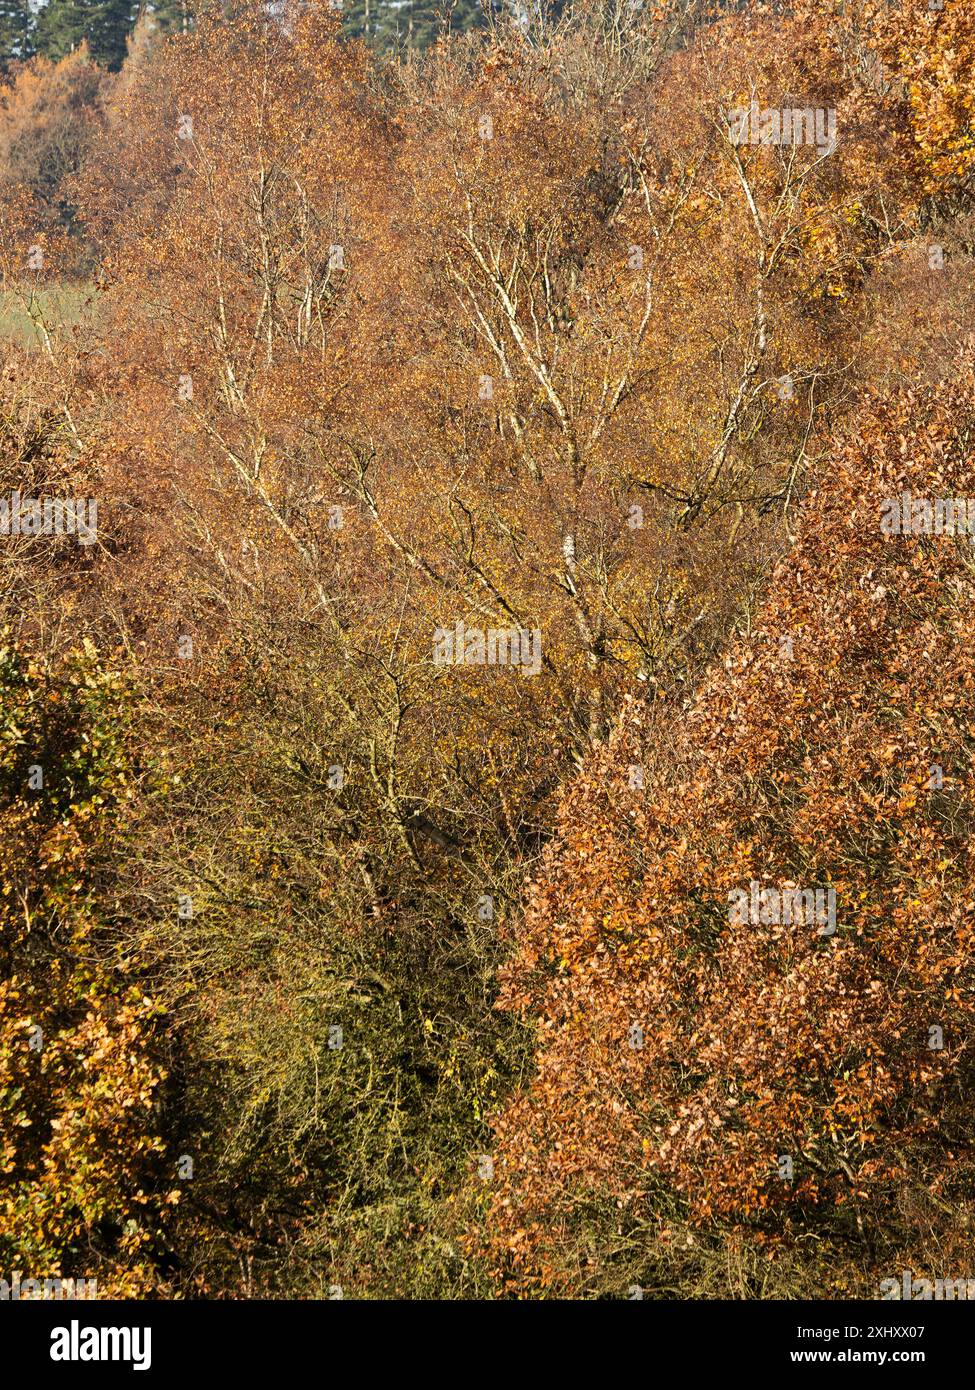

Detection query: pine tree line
xmin=1 ymin=1 xmax=191 ymax=71
xmin=0 ymin=0 xmax=493 ymax=72
xmin=340 ymin=0 xmax=490 ymax=51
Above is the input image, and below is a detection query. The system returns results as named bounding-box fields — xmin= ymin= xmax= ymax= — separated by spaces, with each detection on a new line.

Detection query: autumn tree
xmin=484 ymin=346 xmax=975 ymax=1296
xmin=0 ymin=637 xmax=177 ymax=1297
xmin=0 ymin=46 xmax=107 ymax=237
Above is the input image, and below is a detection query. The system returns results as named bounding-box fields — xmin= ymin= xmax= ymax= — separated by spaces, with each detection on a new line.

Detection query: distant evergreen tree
xmin=35 ymin=0 xmax=139 ymax=69
xmin=34 ymin=0 xmax=93 ymax=60
xmin=146 ymin=0 xmax=193 ymax=33
xmin=0 ymin=0 xmax=34 ymax=64
xmin=95 ymin=0 xmax=140 ymax=64
xmin=340 ymin=0 xmax=488 ymax=51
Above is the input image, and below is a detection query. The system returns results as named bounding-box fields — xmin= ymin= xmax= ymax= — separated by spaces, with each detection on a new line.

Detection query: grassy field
xmin=0 ymin=282 xmax=97 ymax=347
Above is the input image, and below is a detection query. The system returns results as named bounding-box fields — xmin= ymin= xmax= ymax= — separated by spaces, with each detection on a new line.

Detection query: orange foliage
xmin=486 ymin=347 xmax=975 ymax=1291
